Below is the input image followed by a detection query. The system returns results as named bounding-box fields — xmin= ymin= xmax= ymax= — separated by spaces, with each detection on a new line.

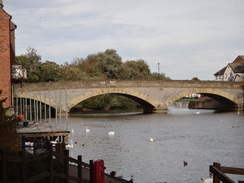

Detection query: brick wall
xmin=0 ymin=8 xmax=15 ymax=108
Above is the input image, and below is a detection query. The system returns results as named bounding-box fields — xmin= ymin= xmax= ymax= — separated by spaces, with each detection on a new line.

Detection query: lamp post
xmin=60 ymin=64 xmax=63 ymax=80
xmin=158 ymin=63 xmax=160 ymax=74
xmin=158 ymin=62 xmax=160 ymax=77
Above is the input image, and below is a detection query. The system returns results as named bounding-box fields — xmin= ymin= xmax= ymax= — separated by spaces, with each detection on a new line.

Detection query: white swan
xmin=196 ymin=111 xmax=200 ymax=114
xmin=108 ymin=131 xmax=115 ymax=135
xmin=71 ymin=128 xmax=74 ymax=133
xmin=149 ymin=137 xmax=154 ymax=142
xmin=25 ymin=141 xmax=34 ymax=147
xmin=200 ymin=178 xmax=213 ymax=183
xmin=86 ymin=127 xmax=90 ymax=132
xmin=25 ymin=141 xmax=34 ymax=150
xmin=65 ymin=140 xmax=73 ymax=149
xmin=50 ymin=138 xmax=59 ymax=145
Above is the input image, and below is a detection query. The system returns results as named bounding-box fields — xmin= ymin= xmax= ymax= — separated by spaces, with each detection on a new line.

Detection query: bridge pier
xmin=152 ymin=108 xmax=168 ymax=114
xmin=56 ymin=111 xmax=68 ymax=117
xmin=238 ymin=103 xmax=244 ymax=111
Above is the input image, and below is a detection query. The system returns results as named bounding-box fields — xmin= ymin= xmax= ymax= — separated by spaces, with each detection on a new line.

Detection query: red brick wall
xmin=0 ymin=8 xmax=12 ymax=108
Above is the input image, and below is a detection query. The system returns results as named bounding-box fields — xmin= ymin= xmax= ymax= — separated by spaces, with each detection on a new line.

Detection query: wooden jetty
xmin=210 ymin=162 xmax=244 ymax=183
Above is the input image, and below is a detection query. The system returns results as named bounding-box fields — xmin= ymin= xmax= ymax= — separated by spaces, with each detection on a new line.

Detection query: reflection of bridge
xmin=13 ymin=80 xmax=243 ymax=116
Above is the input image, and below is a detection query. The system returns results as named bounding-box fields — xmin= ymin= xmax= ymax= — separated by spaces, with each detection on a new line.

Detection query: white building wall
xmin=223 ymin=65 xmax=235 ymax=81
xmin=234 ymin=73 xmax=244 ymax=81
xmin=215 ymin=75 xmax=224 ymax=81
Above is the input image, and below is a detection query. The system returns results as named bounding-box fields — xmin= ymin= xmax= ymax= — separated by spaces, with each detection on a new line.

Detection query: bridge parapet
xmin=13 ymin=80 xmax=243 ymax=92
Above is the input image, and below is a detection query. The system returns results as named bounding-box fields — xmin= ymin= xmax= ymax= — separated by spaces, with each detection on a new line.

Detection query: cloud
xmin=4 ymin=0 xmax=244 ymax=80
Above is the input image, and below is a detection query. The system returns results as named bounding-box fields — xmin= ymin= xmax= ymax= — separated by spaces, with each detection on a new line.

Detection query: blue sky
xmin=4 ymin=0 xmax=244 ymax=80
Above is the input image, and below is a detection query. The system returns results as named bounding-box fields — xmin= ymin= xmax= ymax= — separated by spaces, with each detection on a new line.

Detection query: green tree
xmin=150 ymin=72 xmax=171 ymax=80
xmin=76 ymin=94 xmax=141 ymax=111
xmin=37 ymin=61 xmax=61 ymax=82
xmin=0 ymin=91 xmax=20 ymax=150
xmin=15 ymin=48 xmax=42 ymax=83
xmin=85 ymin=49 xmax=122 ymax=79
xmin=119 ymin=59 xmax=150 ymax=79
xmin=191 ymin=77 xmax=200 ymax=81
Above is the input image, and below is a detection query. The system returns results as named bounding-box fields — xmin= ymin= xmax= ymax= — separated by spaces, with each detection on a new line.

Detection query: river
xmin=55 ymin=105 xmax=244 ymax=183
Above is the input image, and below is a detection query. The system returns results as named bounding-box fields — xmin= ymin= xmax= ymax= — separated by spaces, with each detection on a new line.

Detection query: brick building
xmin=0 ymin=2 xmax=17 ymax=108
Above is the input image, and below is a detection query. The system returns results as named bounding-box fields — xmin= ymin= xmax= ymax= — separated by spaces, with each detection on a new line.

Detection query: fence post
xmin=21 ymin=150 xmax=26 ymax=183
xmin=78 ymin=155 xmax=82 ymax=183
xmin=33 ymin=137 xmax=37 ymax=154
xmin=65 ymin=150 xmax=69 ymax=183
xmin=49 ymin=144 xmax=54 ymax=183
xmin=1 ymin=148 xmax=7 ymax=183
xmin=213 ymin=162 xmax=221 ymax=183
xmin=22 ymin=136 xmax=25 ymax=151
xmin=56 ymin=143 xmax=61 ymax=154
xmin=90 ymin=160 xmax=94 ymax=183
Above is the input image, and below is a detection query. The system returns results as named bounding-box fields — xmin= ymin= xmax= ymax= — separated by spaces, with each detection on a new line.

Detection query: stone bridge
xmin=13 ymin=80 xmax=244 ymax=116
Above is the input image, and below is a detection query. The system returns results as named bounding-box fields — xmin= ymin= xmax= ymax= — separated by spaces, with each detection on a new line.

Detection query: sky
xmin=3 ymin=0 xmax=244 ymax=80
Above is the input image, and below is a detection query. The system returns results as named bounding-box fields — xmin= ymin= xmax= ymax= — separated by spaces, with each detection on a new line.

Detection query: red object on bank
xmin=93 ymin=159 xmax=105 ymax=183
xmin=17 ymin=115 xmax=24 ymax=119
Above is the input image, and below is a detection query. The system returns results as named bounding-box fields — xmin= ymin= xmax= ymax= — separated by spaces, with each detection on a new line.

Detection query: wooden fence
xmin=210 ymin=162 xmax=244 ymax=183
xmin=0 ymin=143 xmax=90 ymax=183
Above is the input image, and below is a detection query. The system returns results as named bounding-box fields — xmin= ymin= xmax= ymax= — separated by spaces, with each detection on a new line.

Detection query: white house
xmin=12 ymin=64 xmax=27 ymax=80
xmin=214 ymin=55 xmax=244 ymax=81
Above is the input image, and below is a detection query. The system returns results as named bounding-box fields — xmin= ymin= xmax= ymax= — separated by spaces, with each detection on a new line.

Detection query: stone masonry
xmin=13 ymin=80 xmax=244 ymax=114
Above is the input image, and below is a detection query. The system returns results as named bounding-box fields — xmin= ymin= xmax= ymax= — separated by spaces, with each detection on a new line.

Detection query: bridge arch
xmin=14 ymin=93 xmax=57 ymax=110
xmin=69 ymin=88 xmax=160 ymax=113
xmin=164 ymin=88 xmax=239 ymax=110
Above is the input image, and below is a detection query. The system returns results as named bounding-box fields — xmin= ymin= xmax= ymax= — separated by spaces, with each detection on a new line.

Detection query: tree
xmin=85 ymin=49 xmax=123 ymax=79
xmin=0 ymin=91 xmax=20 ymax=150
xmin=16 ymin=48 xmax=41 ymax=71
xmin=119 ymin=59 xmax=150 ymax=79
xmin=37 ymin=61 xmax=61 ymax=82
xmin=15 ymin=48 xmax=42 ymax=83
xmin=191 ymin=77 xmax=200 ymax=81
xmin=150 ymin=72 xmax=171 ymax=80
xmin=76 ymin=94 xmax=141 ymax=111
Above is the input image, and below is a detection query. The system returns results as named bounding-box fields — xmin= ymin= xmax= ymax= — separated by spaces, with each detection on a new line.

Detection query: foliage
xmin=76 ymin=94 xmax=141 ymax=111
xmin=16 ymin=48 xmax=171 ymax=82
xmin=150 ymin=72 xmax=171 ymax=80
xmin=83 ymin=49 xmax=123 ymax=79
xmin=191 ymin=77 xmax=200 ymax=81
xmin=37 ymin=61 xmax=61 ymax=82
xmin=119 ymin=60 xmax=150 ymax=79
xmin=16 ymin=48 xmax=42 ymax=70
xmin=0 ymin=91 xmax=20 ymax=151
xmin=15 ymin=48 xmax=42 ymax=83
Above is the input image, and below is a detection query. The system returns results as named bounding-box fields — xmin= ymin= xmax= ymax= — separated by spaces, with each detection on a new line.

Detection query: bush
xmin=0 ymin=91 xmax=20 ymax=151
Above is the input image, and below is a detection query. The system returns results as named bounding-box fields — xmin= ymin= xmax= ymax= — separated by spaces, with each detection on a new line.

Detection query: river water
xmin=56 ymin=105 xmax=244 ymax=183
